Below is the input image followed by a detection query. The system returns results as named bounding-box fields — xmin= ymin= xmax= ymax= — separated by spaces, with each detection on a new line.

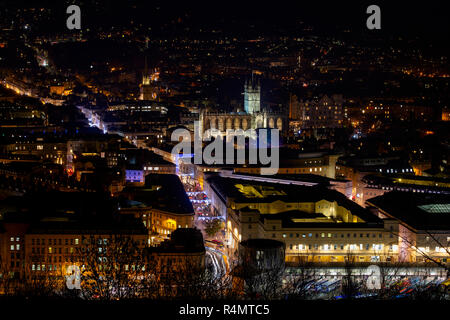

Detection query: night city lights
xmin=0 ymin=0 xmax=449 ymax=317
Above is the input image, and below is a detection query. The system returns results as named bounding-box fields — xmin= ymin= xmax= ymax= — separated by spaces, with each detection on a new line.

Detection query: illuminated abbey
xmin=199 ymin=74 xmax=287 ymax=138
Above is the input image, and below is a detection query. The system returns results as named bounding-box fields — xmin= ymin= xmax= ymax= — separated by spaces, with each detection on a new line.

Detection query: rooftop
xmin=0 ymin=191 xmax=147 ymax=235
xmin=119 ymin=174 xmax=194 ymax=215
xmin=367 ymin=192 xmax=450 ymax=231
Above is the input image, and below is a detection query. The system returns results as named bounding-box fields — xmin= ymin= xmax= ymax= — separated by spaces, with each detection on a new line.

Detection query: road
xmin=205 ymin=246 xmax=228 ymax=279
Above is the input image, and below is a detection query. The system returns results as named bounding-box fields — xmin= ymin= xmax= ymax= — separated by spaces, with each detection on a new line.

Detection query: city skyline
xmin=0 ymin=0 xmax=449 ymax=315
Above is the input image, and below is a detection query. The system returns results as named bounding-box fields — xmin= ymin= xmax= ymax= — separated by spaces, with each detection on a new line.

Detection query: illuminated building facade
xmin=0 ymin=193 xmax=148 ymax=280
xmin=118 ymin=174 xmax=195 ymax=244
xmin=198 ymin=77 xmax=288 ymax=139
xmin=199 ymin=111 xmax=287 ymax=139
xmin=234 ymin=152 xmax=341 ymax=179
xmin=125 ymin=169 xmax=144 ymax=184
xmin=244 ymin=76 xmax=261 ymax=114
xmin=442 ymin=107 xmax=450 ymax=121
xmin=0 ymin=191 xmax=204 ymax=286
xmin=336 ymin=155 xmax=414 ymax=205
xmin=4 ymin=139 xmax=67 ymax=166
xmin=292 ymin=94 xmax=344 ymax=129
xmin=184 ymin=151 xmax=344 ymax=192
xmin=205 ymin=173 xmax=404 ymax=263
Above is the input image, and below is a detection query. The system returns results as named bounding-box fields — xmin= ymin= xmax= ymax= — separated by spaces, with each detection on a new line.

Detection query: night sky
xmin=1 ymin=1 xmax=449 ymax=40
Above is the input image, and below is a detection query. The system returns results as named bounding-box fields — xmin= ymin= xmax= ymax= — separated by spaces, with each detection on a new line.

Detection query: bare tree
xmin=0 ymin=256 xmax=16 ymax=296
xmin=75 ymin=234 xmax=145 ymax=300
xmin=232 ymin=249 xmax=285 ymax=300
xmin=5 ymin=249 xmax=66 ymax=298
xmin=282 ymin=251 xmax=318 ymax=300
xmin=340 ymin=250 xmax=361 ymax=299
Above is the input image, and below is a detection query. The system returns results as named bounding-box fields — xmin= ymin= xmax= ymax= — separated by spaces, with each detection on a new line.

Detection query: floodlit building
xmin=198 ymin=76 xmax=288 ymax=139
xmin=336 ymin=155 xmax=414 ymax=205
xmin=118 ymin=174 xmax=195 ymax=244
xmin=367 ymin=192 xmax=450 ymax=265
xmin=244 ymin=76 xmax=261 ymax=114
xmin=0 ymin=192 xmax=147 ymax=279
xmin=291 ymin=94 xmax=344 ymax=129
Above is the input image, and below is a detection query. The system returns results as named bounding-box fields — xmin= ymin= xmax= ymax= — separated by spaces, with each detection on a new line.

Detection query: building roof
xmin=259 ymin=211 xmax=381 ymax=229
xmin=367 ymin=191 xmax=450 ymax=231
xmin=119 ymin=174 xmax=194 ymax=215
xmin=206 ymin=174 xmax=379 ymax=224
xmin=0 ymin=191 xmax=147 ymax=235
xmin=145 ymin=228 xmax=205 ymax=254
xmin=124 ymin=148 xmax=174 ymax=168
